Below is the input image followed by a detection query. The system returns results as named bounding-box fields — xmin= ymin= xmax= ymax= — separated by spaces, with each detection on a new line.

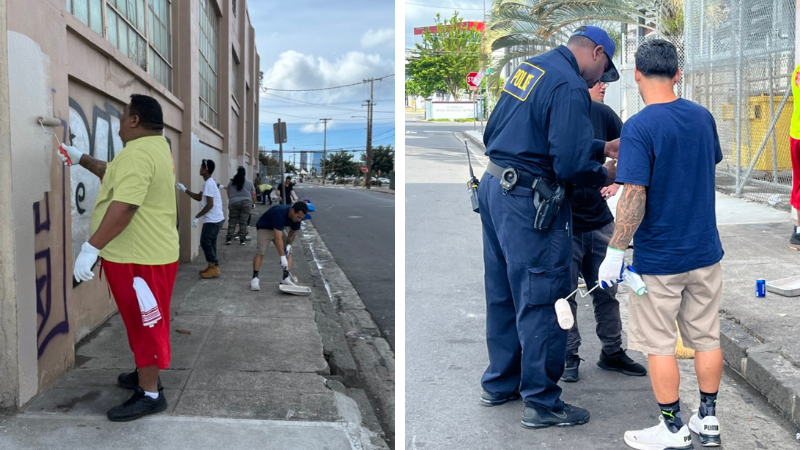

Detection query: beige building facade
xmin=0 ymin=0 xmax=260 ymax=410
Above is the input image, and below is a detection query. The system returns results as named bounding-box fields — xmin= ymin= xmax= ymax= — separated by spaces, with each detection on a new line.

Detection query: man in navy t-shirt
xmin=250 ymin=202 xmax=308 ymax=291
xmin=598 ymin=39 xmax=724 ymax=449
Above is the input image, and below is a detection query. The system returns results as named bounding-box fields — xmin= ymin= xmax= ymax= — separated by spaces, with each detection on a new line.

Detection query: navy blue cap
xmin=571 ymin=25 xmax=619 ymax=82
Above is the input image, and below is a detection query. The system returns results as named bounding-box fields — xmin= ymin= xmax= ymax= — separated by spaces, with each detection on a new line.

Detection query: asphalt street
xmin=295 ymin=183 xmax=396 ymax=349
xmin=404 ymin=119 xmax=799 ymax=449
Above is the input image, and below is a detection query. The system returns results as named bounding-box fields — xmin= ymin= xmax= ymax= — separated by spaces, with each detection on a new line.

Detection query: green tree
xmin=483 ymin=0 xmax=688 ymax=81
xmin=322 ymin=151 xmax=359 ymax=179
xmin=361 ymin=145 xmax=395 ymax=176
xmin=284 ymin=161 xmax=297 ymax=174
xmin=406 ymin=12 xmax=482 ymax=99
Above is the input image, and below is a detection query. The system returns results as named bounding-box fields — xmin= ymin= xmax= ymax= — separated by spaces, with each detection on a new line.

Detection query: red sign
xmin=466 ymin=72 xmax=479 ymax=88
xmin=361 ymin=165 xmax=368 ymax=173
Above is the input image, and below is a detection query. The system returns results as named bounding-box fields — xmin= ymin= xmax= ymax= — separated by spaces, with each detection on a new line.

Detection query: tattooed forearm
xmin=608 ymin=184 xmax=647 ymax=250
xmin=81 ymin=155 xmax=107 ymax=180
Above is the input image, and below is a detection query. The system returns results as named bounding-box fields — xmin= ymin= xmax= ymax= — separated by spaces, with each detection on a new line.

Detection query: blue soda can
xmin=756 ymin=279 xmax=766 ymax=297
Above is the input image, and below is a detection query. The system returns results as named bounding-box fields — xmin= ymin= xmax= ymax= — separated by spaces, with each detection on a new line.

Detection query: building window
xmin=232 ymin=49 xmax=240 ymax=105
xmin=147 ymin=0 xmax=173 ymax=91
xmin=106 ymin=0 xmax=147 ymax=71
xmin=199 ymin=0 xmax=219 ymax=128
xmin=67 ymin=0 xmax=104 ymax=36
xmin=66 ymin=0 xmax=173 ymax=92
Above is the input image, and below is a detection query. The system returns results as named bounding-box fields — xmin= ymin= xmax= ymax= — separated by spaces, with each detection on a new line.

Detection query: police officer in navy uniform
xmin=478 ymin=25 xmax=621 ymax=429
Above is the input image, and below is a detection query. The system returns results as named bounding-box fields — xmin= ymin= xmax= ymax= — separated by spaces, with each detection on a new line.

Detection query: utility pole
xmin=320 ymin=118 xmax=331 ymax=185
xmin=277 ymin=118 xmax=286 ymax=203
xmin=364 ymin=78 xmax=375 ymax=189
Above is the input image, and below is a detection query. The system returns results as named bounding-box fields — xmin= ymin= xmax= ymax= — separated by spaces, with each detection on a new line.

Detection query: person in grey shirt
xmin=226 ymin=166 xmax=256 ymax=245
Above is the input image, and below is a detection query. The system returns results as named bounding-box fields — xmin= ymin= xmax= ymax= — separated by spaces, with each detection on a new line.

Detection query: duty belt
xmin=486 ymin=160 xmax=538 ymax=194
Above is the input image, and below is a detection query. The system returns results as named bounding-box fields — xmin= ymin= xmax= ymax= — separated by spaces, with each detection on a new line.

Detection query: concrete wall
xmin=0 ymin=0 xmax=260 ymax=410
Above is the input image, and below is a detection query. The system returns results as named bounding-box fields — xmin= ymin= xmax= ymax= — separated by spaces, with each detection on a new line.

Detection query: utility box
xmin=722 ymin=94 xmax=794 ymax=172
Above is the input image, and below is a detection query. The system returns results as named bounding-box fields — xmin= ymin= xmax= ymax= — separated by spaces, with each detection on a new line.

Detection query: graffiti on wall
xmin=67 ymin=98 xmax=123 ymax=264
xmin=34 ymin=169 xmax=69 ymax=358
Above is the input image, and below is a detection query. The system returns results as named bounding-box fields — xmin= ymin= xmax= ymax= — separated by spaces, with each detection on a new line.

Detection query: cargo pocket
xmin=525 ymin=265 xmax=570 ymax=307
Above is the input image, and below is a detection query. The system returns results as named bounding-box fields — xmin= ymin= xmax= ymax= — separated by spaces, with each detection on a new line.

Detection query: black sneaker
xmin=480 ymin=389 xmax=521 ymax=407
xmin=597 ymin=349 xmax=647 ymax=376
xmin=107 ymin=386 xmax=167 ymax=422
xmin=225 ymin=239 xmax=232 ymax=245
xmin=561 ymin=355 xmax=582 ymax=382
xmin=117 ymin=369 xmax=162 ymax=390
xmin=790 ymin=233 xmax=800 ymax=245
xmin=521 ymin=403 xmax=590 ymax=429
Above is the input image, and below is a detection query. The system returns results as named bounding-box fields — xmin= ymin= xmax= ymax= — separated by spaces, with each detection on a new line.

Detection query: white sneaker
xmin=624 ymin=416 xmax=693 ymax=450
xmin=250 ymin=278 xmax=260 ymax=291
xmin=688 ymin=413 xmax=721 ymax=447
xmin=281 ymin=276 xmax=297 ymax=286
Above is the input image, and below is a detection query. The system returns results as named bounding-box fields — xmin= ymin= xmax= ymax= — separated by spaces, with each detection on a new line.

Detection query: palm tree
xmin=483 ymin=0 xmax=685 ymax=80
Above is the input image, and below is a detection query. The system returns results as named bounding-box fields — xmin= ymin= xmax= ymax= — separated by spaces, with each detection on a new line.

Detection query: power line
xmin=261 ymin=74 xmax=394 ymax=92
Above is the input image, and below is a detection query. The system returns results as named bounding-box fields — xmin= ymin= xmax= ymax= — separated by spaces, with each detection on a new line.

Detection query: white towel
xmin=133 ymin=277 xmax=162 ymax=328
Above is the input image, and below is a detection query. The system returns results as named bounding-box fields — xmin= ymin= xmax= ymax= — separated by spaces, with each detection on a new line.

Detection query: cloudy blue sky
xmin=405 ymin=1 xmax=485 ymax=53
xmin=248 ymin=0 xmax=395 ymax=159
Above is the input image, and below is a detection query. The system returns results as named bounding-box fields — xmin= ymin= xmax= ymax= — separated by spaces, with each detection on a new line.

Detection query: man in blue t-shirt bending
xmin=250 ymin=202 xmax=308 ymax=291
xmin=598 ymin=40 xmax=724 ymax=449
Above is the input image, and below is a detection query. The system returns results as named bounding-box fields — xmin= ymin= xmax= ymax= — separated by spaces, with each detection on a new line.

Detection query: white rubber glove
xmin=280 ymin=255 xmax=288 ymax=270
xmin=58 ymin=145 xmax=84 ymax=166
xmin=176 ymin=183 xmax=187 ymax=193
xmin=598 ymin=247 xmax=626 ymax=289
xmin=192 ymin=218 xmax=199 ymax=228
xmin=285 ymin=244 xmax=292 ymax=255
xmin=73 ymin=242 xmax=100 ymax=282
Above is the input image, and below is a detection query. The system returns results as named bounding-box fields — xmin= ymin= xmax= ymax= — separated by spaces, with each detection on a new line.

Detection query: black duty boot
xmin=790 ymin=233 xmax=800 ymax=245
xmin=117 ymin=369 xmax=162 ymax=390
xmin=597 ymin=349 xmax=647 ymax=376
xmin=561 ymin=354 xmax=582 ymax=382
xmin=521 ymin=402 xmax=590 ymax=429
xmin=107 ymin=386 xmax=167 ymax=422
xmin=480 ymin=389 xmax=521 ymax=407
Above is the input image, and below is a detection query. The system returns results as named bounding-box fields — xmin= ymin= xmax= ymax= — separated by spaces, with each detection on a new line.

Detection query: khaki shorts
xmin=627 ymin=262 xmax=722 ymax=355
xmin=257 ymin=228 xmax=289 ymax=255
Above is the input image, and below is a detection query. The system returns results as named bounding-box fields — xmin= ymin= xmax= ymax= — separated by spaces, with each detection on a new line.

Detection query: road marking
xmin=347 ymin=216 xmax=363 ymax=219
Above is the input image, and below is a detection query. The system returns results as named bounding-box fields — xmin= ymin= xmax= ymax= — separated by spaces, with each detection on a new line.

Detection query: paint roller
xmin=37 ymin=116 xmax=74 ymax=165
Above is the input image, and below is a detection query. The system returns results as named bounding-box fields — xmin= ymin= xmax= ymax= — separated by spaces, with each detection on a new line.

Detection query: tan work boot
xmin=201 ymin=263 xmax=220 ymax=279
xmin=199 ymin=262 xmax=212 ymax=275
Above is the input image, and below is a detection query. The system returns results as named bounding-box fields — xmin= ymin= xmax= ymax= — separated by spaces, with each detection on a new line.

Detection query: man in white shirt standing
xmin=177 ymin=159 xmax=225 ymax=278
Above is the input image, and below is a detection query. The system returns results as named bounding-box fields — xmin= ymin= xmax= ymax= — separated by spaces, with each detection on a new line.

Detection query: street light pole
xmin=364 ymin=78 xmax=374 ymax=189
xmin=320 ymin=118 xmax=331 ymax=184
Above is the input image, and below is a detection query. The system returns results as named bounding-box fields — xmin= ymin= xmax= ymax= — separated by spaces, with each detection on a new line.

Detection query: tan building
xmin=0 ymin=0 xmax=260 ymax=410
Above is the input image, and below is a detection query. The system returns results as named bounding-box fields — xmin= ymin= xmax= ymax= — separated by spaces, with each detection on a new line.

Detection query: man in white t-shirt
xmin=176 ymin=159 xmax=225 ymax=278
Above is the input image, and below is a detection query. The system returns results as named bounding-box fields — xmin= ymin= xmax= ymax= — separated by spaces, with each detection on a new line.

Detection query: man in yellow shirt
xmin=58 ymin=94 xmax=179 ymax=422
xmin=790 ymin=64 xmax=800 ymax=244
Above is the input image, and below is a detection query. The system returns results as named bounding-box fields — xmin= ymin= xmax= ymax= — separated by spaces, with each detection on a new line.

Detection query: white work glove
xmin=598 ymin=247 xmax=626 ymax=289
xmin=279 ymin=255 xmax=288 ymax=270
xmin=285 ymin=244 xmax=292 ymax=255
xmin=192 ymin=218 xmax=199 ymax=228
xmin=176 ymin=183 xmax=187 ymax=193
xmin=58 ymin=144 xmax=84 ymax=166
xmin=73 ymin=242 xmax=100 ymax=282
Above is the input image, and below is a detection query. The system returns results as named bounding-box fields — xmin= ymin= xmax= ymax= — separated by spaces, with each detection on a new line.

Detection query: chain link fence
xmin=685 ymin=0 xmax=796 ymax=209
xmin=616 ymin=1 xmax=797 ymax=210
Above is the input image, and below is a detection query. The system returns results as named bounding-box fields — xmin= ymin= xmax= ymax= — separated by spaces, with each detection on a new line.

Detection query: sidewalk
xmin=464 ymin=129 xmax=800 ymax=430
xmin=0 ymin=204 xmax=387 ymax=450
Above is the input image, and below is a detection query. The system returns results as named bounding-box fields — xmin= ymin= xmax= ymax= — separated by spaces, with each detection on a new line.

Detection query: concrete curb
xmin=298 ymin=220 xmax=395 ymax=449
xmin=719 ymin=316 xmax=800 ymax=428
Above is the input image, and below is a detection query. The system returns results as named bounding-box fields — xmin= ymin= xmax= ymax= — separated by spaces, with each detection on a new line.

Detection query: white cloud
xmin=361 ymin=28 xmax=394 ymax=48
xmin=300 ymin=122 xmax=336 ymax=134
xmin=260 ymin=50 xmax=394 ymax=106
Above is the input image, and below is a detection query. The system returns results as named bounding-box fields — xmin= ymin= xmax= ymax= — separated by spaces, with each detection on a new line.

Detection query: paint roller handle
xmin=58 ymin=144 xmax=84 ymax=166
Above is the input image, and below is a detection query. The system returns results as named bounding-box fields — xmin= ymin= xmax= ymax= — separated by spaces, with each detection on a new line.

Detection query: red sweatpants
xmin=103 ymin=260 xmax=178 ymax=369
xmin=792 ymin=138 xmax=800 ymax=209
